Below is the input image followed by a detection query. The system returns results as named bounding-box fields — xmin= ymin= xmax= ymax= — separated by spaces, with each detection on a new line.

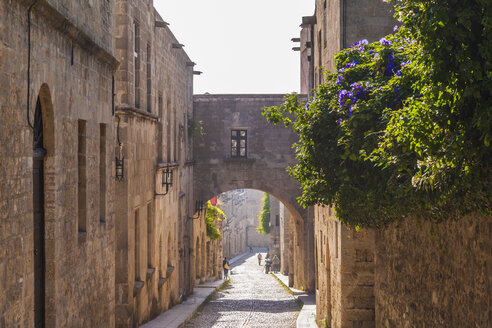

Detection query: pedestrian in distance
xmin=257 ymin=253 xmax=262 ymax=265
xmin=272 ymin=255 xmax=280 ymax=273
xmin=223 ymin=257 xmax=230 ymax=280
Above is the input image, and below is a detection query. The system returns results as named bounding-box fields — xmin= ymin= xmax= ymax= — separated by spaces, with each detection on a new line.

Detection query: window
xmin=147 ymin=203 xmax=153 ymax=268
xmin=323 ymin=1 xmax=327 ymax=48
xmin=134 ymin=21 xmax=140 ymax=108
xmin=78 ymin=120 xmax=87 ymax=235
xmin=146 ymin=43 xmax=151 ymax=113
xmin=99 ymin=124 xmax=106 ymax=224
xmin=135 ymin=208 xmax=140 ymax=280
xmin=231 ymin=130 xmax=247 ymax=157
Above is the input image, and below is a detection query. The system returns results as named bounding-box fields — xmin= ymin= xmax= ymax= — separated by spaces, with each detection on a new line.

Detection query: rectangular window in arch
xmin=231 ymin=129 xmax=247 ymax=157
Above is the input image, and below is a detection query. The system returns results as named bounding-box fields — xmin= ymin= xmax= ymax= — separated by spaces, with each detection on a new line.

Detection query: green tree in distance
xmin=257 ymin=193 xmax=271 ymax=235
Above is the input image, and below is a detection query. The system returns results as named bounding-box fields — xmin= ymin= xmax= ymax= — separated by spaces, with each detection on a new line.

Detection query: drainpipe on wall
xmin=27 ymin=0 xmax=39 ymax=130
xmin=341 ymin=0 xmax=347 ymax=50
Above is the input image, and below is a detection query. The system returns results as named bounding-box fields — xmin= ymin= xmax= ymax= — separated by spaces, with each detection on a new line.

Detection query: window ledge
xmin=166 ymin=266 xmax=175 ymax=278
xmin=78 ymin=231 xmax=87 ymax=244
xmin=133 ymin=280 xmax=144 ymax=297
xmin=158 ymin=277 xmax=167 ymax=288
xmin=224 ymin=157 xmax=255 ymax=164
xmin=146 ymin=267 xmax=156 ymax=280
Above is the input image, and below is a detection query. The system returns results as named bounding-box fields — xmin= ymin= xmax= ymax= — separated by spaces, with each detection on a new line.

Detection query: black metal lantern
xmin=115 ymin=116 xmax=125 ymax=181
xmin=155 ymin=167 xmax=173 ymax=196
xmin=115 ymin=156 xmax=124 ymax=181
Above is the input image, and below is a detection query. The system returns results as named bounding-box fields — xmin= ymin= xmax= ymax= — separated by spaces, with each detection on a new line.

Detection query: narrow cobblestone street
xmin=185 ymin=253 xmax=300 ymax=328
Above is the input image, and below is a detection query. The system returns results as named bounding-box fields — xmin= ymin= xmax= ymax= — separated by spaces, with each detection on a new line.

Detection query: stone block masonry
xmin=0 ymin=0 xmax=118 ymax=327
xmin=375 ymin=214 xmax=491 ymax=327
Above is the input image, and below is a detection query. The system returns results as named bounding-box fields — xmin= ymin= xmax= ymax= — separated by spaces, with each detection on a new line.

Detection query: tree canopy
xmin=205 ymin=201 xmax=224 ymax=240
xmin=257 ymin=193 xmax=271 ymax=235
xmin=262 ymin=0 xmax=491 ymax=227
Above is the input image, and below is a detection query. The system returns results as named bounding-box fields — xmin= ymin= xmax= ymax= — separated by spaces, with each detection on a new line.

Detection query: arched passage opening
xmin=200 ymin=187 xmax=314 ymax=291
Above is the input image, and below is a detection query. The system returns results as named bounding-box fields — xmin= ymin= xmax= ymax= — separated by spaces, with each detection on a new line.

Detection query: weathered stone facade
xmin=375 ymin=214 xmax=491 ymax=327
xmin=298 ymin=0 xmax=396 ymax=91
xmin=0 ymin=0 xmax=117 ymax=326
xmin=112 ymin=0 xmax=215 ymax=326
xmin=298 ymin=2 xmax=491 ymax=328
xmin=315 ymin=206 xmax=375 ymax=328
xmin=192 ymin=209 xmax=223 ymax=284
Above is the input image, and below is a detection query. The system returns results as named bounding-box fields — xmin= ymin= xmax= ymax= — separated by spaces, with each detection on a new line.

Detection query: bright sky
xmin=154 ymin=1 xmax=315 ymax=94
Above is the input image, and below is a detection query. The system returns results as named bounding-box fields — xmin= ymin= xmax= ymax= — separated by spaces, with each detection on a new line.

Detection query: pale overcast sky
xmin=154 ymin=1 xmax=315 ymax=94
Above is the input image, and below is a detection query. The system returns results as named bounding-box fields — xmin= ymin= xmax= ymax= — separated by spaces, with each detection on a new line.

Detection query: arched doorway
xmin=33 ymin=96 xmax=46 ymax=328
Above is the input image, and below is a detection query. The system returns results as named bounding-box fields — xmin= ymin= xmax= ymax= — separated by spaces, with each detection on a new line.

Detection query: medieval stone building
xmin=297 ymin=1 xmax=490 ymax=327
xmin=1 ymin=1 xmax=222 ymax=327
xmin=0 ymin=0 xmax=118 ymax=326
xmin=112 ymin=0 xmax=221 ymax=326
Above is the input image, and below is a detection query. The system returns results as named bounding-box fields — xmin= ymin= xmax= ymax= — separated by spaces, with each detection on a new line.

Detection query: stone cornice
xmin=31 ymin=0 xmax=119 ymax=70
xmin=115 ymin=105 xmax=158 ymax=122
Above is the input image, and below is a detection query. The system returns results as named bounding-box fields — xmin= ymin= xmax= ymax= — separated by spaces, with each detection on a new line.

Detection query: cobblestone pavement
xmin=185 ymin=253 xmax=300 ymax=328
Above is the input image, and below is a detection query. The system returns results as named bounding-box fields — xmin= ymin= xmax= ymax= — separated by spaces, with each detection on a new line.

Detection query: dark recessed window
xmin=231 ymin=130 xmax=247 ymax=157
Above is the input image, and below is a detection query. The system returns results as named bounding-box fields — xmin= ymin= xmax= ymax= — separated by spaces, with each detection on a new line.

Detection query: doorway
xmin=33 ymin=97 xmax=46 ymax=328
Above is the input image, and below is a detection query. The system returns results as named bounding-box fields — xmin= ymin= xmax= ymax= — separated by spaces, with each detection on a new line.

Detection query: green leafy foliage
xmin=262 ymin=1 xmax=491 ymax=227
xmin=205 ymin=201 xmax=224 ymax=240
xmin=257 ymin=193 xmax=271 ymax=235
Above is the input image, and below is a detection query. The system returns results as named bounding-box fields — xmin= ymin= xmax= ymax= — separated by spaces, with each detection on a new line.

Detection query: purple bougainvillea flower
xmin=336 ymin=75 xmax=343 ymax=85
xmin=336 ymin=118 xmax=342 ymax=125
xmin=305 ymin=102 xmax=310 ymax=110
xmin=380 ymin=37 xmax=392 ymax=46
xmin=395 ymin=70 xmax=402 ymax=77
xmin=369 ymin=50 xmax=375 ymax=55
xmin=386 ymin=62 xmax=396 ymax=76
xmin=337 ymin=67 xmax=345 ymax=73
xmin=361 ymin=39 xmax=369 ymax=45
xmin=345 ymin=61 xmax=359 ymax=69
xmin=401 ymin=61 xmax=412 ymax=67
xmin=338 ymin=90 xmax=354 ymax=107
xmin=388 ymin=52 xmax=394 ymax=62
xmin=348 ymin=105 xmax=354 ymax=117
xmin=358 ymin=45 xmax=364 ymax=52
xmin=393 ymin=25 xmax=399 ymax=32
xmin=350 ymin=83 xmax=365 ymax=98
xmin=351 ymin=97 xmax=358 ymax=103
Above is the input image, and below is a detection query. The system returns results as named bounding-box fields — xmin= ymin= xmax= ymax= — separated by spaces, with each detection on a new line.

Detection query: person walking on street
xmin=257 ymin=253 xmax=262 ymax=265
xmin=272 ymin=255 xmax=280 ymax=273
xmin=223 ymin=257 xmax=230 ymax=280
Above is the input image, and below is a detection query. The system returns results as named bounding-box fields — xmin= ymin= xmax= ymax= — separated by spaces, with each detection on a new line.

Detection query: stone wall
xmin=0 ymin=0 xmax=117 ymax=326
xmin=315 ymin=205 xmax=375 ymax=328
xmin=308 ymin=0 xmax=396 ymax=86
xmin=279 ymin=202 xmax=290 ymax=275
xmin=375 ymin=214 xmax=491 ymax=327
xmin=192 ymin=209 xmax=223 ymax=283
xmin=113 ymin=0 xmax=195 ymax=326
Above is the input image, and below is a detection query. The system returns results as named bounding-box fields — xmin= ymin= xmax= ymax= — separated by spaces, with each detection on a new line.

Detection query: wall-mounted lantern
xmin=115 ymin=116 xmax=124 ymax=181
xmin=155 ymin=167 xmax=173 ymax=196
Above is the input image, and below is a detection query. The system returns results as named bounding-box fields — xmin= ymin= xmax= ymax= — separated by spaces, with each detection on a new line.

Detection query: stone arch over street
xmin=193 ymin=94 xmax=315 ymax=291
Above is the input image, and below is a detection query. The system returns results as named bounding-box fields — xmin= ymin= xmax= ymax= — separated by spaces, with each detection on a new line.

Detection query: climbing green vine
xmin=262 ymin=0 xmax=491 ymax=227
xmin=205 ymin=201 xmax=224 ymax=240
xmin=257 ymin=193 xmax=271 ymax=235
